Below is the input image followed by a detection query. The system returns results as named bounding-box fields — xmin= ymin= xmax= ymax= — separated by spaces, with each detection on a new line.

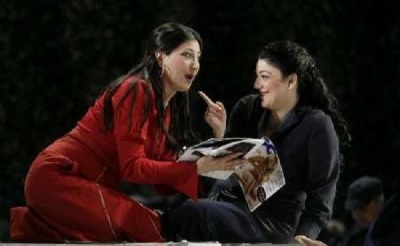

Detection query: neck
xmin=269 ymin=94 xmax=298 ymax=129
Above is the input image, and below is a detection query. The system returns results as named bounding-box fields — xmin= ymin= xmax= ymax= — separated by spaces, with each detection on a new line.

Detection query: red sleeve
xmin=112 ymin=79 xmax=198 ymax=201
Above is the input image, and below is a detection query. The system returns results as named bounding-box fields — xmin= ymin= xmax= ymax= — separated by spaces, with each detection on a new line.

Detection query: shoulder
xmin=119 ymin=77 xmax=154 ymax=98
xmin=298 ymin=107 xmax=335 ymax=134
xmin=120 ymin=76 xmax=151 ymax=92
xmin=298 ymin=107 xmax=331 ymax=123
xmin=235 ymin=94 xmax=260 ymax=105
xmin=232 ymin=94 xmax=261 ymax=112
xmin=230 ymin=94 xmax=263 ymax=119
xmin=112 ymin=76 xmax=155 ymax=107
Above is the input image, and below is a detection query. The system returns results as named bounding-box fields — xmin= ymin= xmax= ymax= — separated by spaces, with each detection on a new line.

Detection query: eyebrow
xmin=184 ymin=48 xmax=201 ymax=56
xmin=256 ymin=70 xmax=272 ymax=75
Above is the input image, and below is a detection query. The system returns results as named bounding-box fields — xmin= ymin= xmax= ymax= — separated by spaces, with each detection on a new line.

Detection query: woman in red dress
xmin=9 ymin=22 xmax=242 ymax=243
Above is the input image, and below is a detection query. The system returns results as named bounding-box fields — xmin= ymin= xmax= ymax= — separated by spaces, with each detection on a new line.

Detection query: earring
xmin=159 ymin=64 xmax=165 ymax=77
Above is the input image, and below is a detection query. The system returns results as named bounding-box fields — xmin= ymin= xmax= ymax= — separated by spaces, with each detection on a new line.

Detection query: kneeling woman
xmin=10 ymin=22 xmax=243 ymax=243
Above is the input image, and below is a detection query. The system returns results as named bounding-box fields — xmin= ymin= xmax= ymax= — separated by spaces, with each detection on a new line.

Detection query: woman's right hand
xmin=196 ymin=152 xmax=245 ymax=175
xmin=198 ymin=91 xmax=227 ymax=138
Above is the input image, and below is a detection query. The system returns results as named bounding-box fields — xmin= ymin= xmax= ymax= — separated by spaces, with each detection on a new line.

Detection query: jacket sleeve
xmin=112 ymin=80 xmax=198 ymax=201
xmin=295 ymin=112 xmax=340 ymax=239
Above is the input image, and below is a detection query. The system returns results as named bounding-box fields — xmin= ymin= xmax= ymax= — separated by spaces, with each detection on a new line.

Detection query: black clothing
xmin=165 ymin=94 xmax=340 ymax=243
xmin=225 ymin=94 xmax=340 ymax=240
xmin=370 ymin=192 xmax=400 ymax=245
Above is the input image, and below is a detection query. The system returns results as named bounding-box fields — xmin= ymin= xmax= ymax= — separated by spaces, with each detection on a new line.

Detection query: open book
xmin=178 ymin=137 xmax=285 ymax=211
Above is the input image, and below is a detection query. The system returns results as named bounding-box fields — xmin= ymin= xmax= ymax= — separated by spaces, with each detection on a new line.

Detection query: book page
xmin=178 ymin=137 xmax=285 ymax=211
xmin=178 ymin=138 xmax=260 ymax=179
xmin=233 ymin=137 xmax=285 ymax=211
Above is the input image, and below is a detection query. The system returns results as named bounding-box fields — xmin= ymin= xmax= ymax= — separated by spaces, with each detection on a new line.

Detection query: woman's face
xmin=253 ymin=59 xmax=292 ymax=110
xmin=160 ymin=39 xmax=201 ymax=94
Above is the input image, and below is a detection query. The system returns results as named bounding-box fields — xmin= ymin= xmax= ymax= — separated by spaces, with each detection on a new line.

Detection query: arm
xmin=295 ymin=112 xmax=340 ymax=239
xmin=113 ymin=80 xmax=199 ymax=200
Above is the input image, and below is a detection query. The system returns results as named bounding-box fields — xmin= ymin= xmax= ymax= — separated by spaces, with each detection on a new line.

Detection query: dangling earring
xmin=160 ymin=65 xmax=165 ymax=77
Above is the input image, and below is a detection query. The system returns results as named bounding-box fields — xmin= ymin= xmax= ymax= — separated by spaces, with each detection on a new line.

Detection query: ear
xmin=155 ymin=52 xmax=163 ymax=65
xmin=287 ymin=73 xmax=298 ymax=90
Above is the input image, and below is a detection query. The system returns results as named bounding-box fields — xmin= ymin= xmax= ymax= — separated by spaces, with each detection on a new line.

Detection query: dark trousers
xmin=162 ymin=199 xmax=270 ymax=243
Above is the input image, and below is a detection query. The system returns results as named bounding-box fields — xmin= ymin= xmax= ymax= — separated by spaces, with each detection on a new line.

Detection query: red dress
xmin=10 ymin=78 xmax=198 ymax=242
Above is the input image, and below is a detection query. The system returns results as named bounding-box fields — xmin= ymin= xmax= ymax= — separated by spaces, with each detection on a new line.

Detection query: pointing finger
xmin=198 ymin=91 xmax=222 ymax=111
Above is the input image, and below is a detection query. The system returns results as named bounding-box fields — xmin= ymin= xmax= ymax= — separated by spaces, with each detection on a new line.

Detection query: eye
xmin=182 ymin=51 xmax=194 ymax=59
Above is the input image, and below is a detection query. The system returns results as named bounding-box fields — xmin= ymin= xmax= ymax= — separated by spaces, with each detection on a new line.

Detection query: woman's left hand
xmin=198 ymin=91 xmax=227 ymax=138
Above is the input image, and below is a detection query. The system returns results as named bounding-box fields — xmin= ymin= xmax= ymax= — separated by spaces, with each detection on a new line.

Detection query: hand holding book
xmin=196 ymin=152 xmax=245 ymax=175
xmin=179 ymin=137 xmax=286 ymax=211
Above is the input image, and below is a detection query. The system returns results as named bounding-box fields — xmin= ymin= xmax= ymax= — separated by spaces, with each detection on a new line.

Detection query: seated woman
xmin=162 ymin=40 xmax=350 ymax=244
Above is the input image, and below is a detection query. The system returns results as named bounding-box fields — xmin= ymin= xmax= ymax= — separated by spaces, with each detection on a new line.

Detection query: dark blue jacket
xmin=225 ymin=94 xmax=340 ymax=240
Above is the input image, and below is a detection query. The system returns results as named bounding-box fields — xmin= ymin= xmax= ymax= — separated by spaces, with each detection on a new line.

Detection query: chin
xmin=261 ymin=101 xmax=271 ymax=109
xmin=178 ymin=83 xmax=192 ymax=92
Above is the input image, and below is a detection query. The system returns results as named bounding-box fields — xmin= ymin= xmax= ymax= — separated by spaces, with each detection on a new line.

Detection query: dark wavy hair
xmin=102 ymin=22 xmax=202 ymax=151
xmin=259 ymin=40 xmax=351 ymax=146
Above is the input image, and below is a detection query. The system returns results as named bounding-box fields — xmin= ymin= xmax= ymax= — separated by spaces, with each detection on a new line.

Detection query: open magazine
xmin=178 ymin=137 xmax=286 ymax=211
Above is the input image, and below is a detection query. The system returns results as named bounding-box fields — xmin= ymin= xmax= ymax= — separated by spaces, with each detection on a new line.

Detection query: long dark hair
xmin=102 ymin=22 xmax=202 ymax=151
xmin=259 ymin=40 xmax=351 ymax=146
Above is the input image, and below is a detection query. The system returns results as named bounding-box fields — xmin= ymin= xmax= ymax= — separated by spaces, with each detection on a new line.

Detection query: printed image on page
xmin=178 ymin=138 xmax=259 ymax=179
xmin=202 ymin=141 xmax=258 ymax=179
xmin=233 ymin=137 xmax=285 ymax=212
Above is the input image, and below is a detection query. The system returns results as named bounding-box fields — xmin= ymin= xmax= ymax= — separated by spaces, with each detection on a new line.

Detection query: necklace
xmin=163 ymin=101 xmax=169 ymax=108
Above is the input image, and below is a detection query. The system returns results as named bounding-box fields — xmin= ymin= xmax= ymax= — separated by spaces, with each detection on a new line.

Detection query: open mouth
xmin=259 ymin=91 xmax=268 ymax=97
xmin=185 ymin=74 xmax=194 ymax=83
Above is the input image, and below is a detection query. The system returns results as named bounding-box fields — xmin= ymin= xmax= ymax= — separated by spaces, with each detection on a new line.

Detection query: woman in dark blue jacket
xmin=162 ymin=40 xmax=350 ymax=244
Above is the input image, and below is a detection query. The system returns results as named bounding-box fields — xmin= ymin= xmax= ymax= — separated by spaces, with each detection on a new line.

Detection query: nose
xmin=254 ymin=78 xmax=261 ymax=89
xmin=191 ymin=58 xmax=200 ymax=71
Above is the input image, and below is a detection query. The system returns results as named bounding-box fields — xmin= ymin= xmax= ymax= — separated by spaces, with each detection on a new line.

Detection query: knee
xmin=174 ymin=200 xmax=203 ymax=220
xmin=162 ymin=200 xmax=212 ymax=241
xmin=163 ymin=200 xmax=210 ymax=228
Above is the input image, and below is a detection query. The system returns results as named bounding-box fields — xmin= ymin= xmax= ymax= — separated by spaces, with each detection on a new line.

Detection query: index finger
xmin=198 ymin=91 xmax=215 ymax=106
xmin=198 ymin=91 xmax=222 ymax=110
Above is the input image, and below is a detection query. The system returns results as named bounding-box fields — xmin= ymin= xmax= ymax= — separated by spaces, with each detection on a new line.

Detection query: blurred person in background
xmin=339 ymin=176 xmax=384 ymax=246
xmin=340 ymin=176 xmax=400 ymax=246
xmin=368 ymin=191 xmax=400 ymax=246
